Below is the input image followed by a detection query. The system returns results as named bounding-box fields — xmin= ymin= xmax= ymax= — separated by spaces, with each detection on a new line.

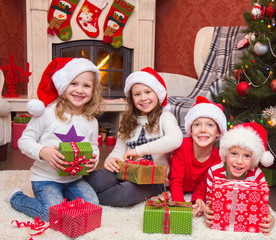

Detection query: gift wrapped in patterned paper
xmin=58 ymin=142 xmax=92 ymax=176
xmin=49 ymin=198 xmax=102 ymax=238
xmin=211 ymin=178 xmax=269 ymax=233
xmin=116 ymin=159 xmax=167 ymax=184
xmin=143 ymin=192 xmax=192 ymax=234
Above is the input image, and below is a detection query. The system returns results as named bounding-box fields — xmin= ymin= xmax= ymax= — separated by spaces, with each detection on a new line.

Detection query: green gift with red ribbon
xmin=143 ymin=192 xmax=192 ymax=234
xmin=13 ymin=114 xmax=32 ymax=124
xmin=58 ymin=142 xmax=92 ymax=176
xmin=116 ymin=159 xmax=167 ymax=184
xmin=49 ymin=198 xmax=102 ymax=238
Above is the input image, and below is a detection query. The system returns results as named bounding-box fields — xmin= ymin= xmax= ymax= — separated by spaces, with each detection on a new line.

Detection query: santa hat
xmin=184 ymin=96 xmax=227 ymax=140
xmin=219 ymin=122 xmax=274 ymax=168
xmin=27 ymin=58 xmax=101 ymax=117
xmin=124 ymin=67 xmax=168 ymax=107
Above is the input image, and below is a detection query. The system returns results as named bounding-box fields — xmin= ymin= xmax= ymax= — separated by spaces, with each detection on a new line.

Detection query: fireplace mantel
xmin=7 ymin=0 xmax=156 ymax=111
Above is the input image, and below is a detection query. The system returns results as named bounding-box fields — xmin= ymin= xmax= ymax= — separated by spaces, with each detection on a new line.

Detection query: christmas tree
xmin=213 ymin=0 xmax=276 ymax=162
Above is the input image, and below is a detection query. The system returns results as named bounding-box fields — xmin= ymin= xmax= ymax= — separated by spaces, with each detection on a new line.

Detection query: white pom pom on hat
xmin=184 ymin=96 xmax=227 ymax=140
xmin=27 ymin=58 xmax=101 ymax=117
xmin=124 ymin=67 xmax=168 ymax=107
xmin=219 ymin=122 xmax=274 ymax=168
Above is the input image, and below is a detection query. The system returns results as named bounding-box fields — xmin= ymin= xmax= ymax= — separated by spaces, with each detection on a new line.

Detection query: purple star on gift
xmin=54 ymin=125 xmax=85 ymax=142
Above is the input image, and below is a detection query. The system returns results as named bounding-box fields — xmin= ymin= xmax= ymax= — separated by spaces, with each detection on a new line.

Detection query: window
xmin=52 ymin=40 xmax=133 ymax=98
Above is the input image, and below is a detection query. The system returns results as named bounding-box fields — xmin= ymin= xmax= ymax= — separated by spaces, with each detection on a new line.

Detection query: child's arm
xmin=259 ymin=208 xmax=275 ymax=235
xmin=203 ymin=201 xmax=215 ymax=227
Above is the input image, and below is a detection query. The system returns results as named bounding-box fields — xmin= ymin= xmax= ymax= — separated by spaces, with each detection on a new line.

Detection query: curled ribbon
xmin=62 ymin=142 xmax=90 ymax=176
xmin=123 ymin=159 xmax=155 ymax=183
xmin=11 ymin=216 xmax=51 ymax=239
xmin=146 ymin=192 xmax=192 ymax=234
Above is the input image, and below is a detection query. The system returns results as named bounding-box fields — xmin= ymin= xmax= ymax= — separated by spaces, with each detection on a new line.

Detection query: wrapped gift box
xmin=211 ymin=178 xmax=269 ymax=233
xmin=116 ymin=159 xmax=167 ymax=184
xmin=143 ymin=193 xmax=192 ymax=234
xmin=13 ymin=115 xmax=31 ymax=124
xmin=58 ymin=142 xmax=92 ymax=176
xmin=49 ymin=198 xmax=102 ymax=238
xmin=262 ymin=167 xmax=276 ymax=187
xmin=12 ymin=122 xmax=27 ymax=149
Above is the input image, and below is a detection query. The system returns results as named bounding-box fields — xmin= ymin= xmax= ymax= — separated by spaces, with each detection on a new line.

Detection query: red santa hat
xmin=27 ymin=58 xmax=101 ymax=117
xmin=184 ymin=96 xmax=227 ymax=140
xmin=219 ymin=122 xmax=274 ymax=168
xmin=124 ymin=67 xmax=168 ymax=107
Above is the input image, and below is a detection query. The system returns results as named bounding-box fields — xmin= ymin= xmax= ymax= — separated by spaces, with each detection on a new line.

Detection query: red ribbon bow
xmin=124 ymin=159 xmax=155 ymax=183
xmin=62 ymin=142 xmax=90 ymax=176
xmin=146 ymin=192 xmax=192 ymax=234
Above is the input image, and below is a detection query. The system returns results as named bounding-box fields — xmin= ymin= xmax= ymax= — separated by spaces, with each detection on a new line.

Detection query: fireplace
xmin=52 ymin=40 xmax=133 ymax=98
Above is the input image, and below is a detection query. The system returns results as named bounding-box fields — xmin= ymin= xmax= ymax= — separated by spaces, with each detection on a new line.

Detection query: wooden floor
xmin=1 ymin=144 xmax=276 ymax=212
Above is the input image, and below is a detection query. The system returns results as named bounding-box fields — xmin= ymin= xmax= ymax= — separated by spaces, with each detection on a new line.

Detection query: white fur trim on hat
xmin=52 ymin=58 xmax=101 ymax=96
xmin=124 ymin=71 xmax=167 ymax=106
xmin=219 ymin=125 xmax=274 ymax=168
xmin=184 ymin=102 xmax=227 ymax=140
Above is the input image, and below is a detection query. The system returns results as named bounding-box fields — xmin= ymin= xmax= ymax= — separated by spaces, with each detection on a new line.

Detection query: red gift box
xmin=12 ymin=122 xmax=27 ymax=148
xmin=49 ymin=198 xmax=102 ymax=238
xmin=211 ymin=179 xmax=269 ymax=233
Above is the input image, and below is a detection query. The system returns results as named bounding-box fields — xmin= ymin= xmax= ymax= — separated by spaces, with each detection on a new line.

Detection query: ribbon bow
xmin=62 ymin=142 xmax=90 ymax=176
xmin=146 ymin=192 xmax=192 ymax=234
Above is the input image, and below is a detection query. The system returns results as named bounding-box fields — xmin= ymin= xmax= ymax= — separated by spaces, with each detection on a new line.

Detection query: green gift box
xmin=262 ymin=167 xmax=276 ymax=187
xmin=116 ymin=160 xmax=167 ymax=184
xmin=13 ymin=115 xmax=31 ymax=124
xmin=143 ymin=196 xmax=192 ymax=234
xmin=58 ymin=142 xmax=92 ymax=176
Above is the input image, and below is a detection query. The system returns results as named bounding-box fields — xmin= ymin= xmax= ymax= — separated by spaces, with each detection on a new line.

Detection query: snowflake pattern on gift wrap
xmin=212 ymin=200 xmax=224 ymax=212
xmin=249 ymin=191 xmax=260 ymax=203
xmin=260 ymin=204 xmax=268 ymax=214
xmin=249 ymin=227 xmax=256 ymax=233
xmin=223 ymin=213 xmax=230 ymax=223
xmin=212 ymin=223 xmax=222 ymax=231
xmin=248 ymin=214 xmax=258 ymax=224
xmin=237 ymin=214 xmax=245 ymax=222
xmin=214 ymin=213 xmax=221 ymax=221
xmin=263 ymin=194 xmax=269 ymax=202
xmin=225 ymin=190 xmax=233 ymax=201
xmin=236 ymin=201 xmax=248 ymax=213
xmin=238 ymin=192 xmax=246 ymax=200
xmin=250 ymin=205 xmax=257 ymax=212
xmin=235 ymin=223 xmax=246 ymax=232
xmin=226 ymin=203 xmax=232 ymax=211
xmin=214 ymin=191 xmax=222 ymax=199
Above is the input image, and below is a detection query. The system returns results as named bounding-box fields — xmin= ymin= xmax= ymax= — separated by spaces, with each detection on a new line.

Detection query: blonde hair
xmin=118 ymin=91 xmax=162 ymax=140
xmin=55 ymin=72 xmax=104 ymax=122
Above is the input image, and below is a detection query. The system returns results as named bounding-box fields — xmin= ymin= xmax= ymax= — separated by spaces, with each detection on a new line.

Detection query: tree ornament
xmin=234 ymin=69 xmax=243 ymax=81
xmin=271 ymin=79 xmax=276 ymax=92
xmin=252 ymin=2 xmax=262 ymax=18
xmin=254 ymin=42 xmax=269 ymax=55
xmin=263 ymin=106 xmax=276 ymax=126
xmin=267 ymin=2 xmax=276 ymax=18
xmin=236 ymin=81 xmax=250 ymax=96
xmin=237 ymin=36 xmax=249 ymax=49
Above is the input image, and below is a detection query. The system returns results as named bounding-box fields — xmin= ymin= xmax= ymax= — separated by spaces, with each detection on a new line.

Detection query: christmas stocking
xmin=76 ymin=0 xmax=108 ymax=38
xmin=103 ymin=0 xmax=135 ymax=48
xmin=47 ymin=0 xmax=80 ymax=41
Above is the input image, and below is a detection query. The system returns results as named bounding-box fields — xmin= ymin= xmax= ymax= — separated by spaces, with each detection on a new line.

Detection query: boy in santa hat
xmin=169 ymin=96 xmax=227 ymax=217
xmin=204 ymin=122 xmax=275 ymax=234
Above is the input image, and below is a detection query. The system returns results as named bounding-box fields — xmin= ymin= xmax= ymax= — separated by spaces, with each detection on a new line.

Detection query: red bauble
xmin=236 ymin=82 xmax=250 ymax=96
xmin=234 ymin=69 xmax=243 ymax=80
xmin=271 ymin=79 xmax=276 ymax=92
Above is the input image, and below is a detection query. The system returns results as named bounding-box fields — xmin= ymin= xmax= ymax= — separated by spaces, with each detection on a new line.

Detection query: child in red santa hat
xmin=169 ymin=96 xmax=227 ymax=217
xmin=84 ymin=67 xmax=183 ymax=207
xmin=204 ymin=122 xmax=275 ymax=234
xmin=5 ymin=58 xmax=103 ymax=221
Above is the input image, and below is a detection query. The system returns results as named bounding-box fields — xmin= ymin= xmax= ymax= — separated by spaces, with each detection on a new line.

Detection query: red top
xmin=169 ymin=137 xmax=221 ymax=202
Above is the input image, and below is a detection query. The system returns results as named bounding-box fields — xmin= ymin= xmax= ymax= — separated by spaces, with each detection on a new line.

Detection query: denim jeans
xmin=10 ymin=178 xmax=99 ymax=221
xmin=84 ymin=169 xmax=165 ymax=207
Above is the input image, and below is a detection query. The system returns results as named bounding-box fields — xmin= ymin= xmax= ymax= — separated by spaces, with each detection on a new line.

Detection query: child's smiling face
xmin=225 ymin=146 xmax=253 ymax=180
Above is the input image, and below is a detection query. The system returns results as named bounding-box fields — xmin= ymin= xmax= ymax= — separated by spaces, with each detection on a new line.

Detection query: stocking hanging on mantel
xmin=0 ymin=55 xmax=31 ymax=98
xmin=103 ymin=0 xmax=135 ymax=49
xmin=47 ymin=0 xmax=80 ymax=41
xmin=76 ymin=0 xmax=108 ymax=38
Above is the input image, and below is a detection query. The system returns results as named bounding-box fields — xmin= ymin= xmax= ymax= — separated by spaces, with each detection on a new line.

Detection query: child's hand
xmin=39 ymin=145 xmax=66 ymax=170
xmin=203 ymin=201 xmax=215 ymax=227
xmin=85 ymin=154 xmax=98 ymax=173
xmin=192 ymin=199 xmax=205 ymax=218
xmin=259 ymin=209 xmax=275 ymax=235
xmin=104 ymin=158 xmax=122 ymax=173
xmin=124 ymin=149 xmax=138 ymax=161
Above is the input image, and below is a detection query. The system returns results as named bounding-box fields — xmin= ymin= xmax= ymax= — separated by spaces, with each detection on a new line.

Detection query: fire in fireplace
xmin=52 ymin=40 xmax=133 ymax=98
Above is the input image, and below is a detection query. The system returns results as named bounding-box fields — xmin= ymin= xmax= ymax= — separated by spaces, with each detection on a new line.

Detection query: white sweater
xmin=107 ymin=111 xmax=183 ymax=176
xmin=18 ymin=103 xmax=99 ymax=183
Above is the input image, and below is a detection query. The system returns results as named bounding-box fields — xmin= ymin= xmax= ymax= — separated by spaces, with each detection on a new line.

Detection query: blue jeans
xmin=84 ymin=169 xmax=165 ymax=207
xmin=10 ymin=178 xmax=99 ymax=222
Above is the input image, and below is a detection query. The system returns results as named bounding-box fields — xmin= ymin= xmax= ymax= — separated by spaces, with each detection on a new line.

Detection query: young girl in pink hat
xmin=85 ymin=67 xmax=183 ymax=207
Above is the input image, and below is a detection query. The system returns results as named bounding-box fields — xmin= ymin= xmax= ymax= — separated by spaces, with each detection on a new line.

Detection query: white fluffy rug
xmin=0 ymin=170 xmax=275 ymax=240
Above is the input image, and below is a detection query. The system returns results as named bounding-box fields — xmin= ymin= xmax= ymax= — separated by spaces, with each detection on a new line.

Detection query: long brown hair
xmin=118 ymin=90 xmax=162 ymax=140
xmin=55 ymin=72 xmax=104 ymax=122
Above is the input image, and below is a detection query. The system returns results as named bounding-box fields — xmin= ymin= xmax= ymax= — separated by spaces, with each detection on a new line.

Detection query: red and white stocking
xmin=76 ymin=0 xmax=108 ymax=38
